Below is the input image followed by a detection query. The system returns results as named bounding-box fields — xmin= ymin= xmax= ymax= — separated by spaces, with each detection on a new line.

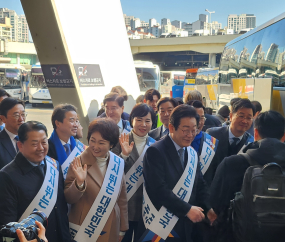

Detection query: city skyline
xmin=2 ymin=0 xmax=285 ymax=30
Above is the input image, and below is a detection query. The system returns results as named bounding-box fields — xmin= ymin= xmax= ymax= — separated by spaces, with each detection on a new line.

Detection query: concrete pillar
xmin=17 ymin=53 xmax=20 ymax=64
xmin=209 ymin=53 xmax=216 ymax=68
xmin=20 ymin=0 xmax=140 ymax=143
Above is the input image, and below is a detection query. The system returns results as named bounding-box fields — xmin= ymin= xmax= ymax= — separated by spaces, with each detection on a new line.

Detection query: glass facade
xmin=220 ymin=18 xmax=285 ymax=87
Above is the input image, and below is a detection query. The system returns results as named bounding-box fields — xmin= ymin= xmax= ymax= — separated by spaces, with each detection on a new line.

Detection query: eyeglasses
xmin=236 ymin=113 xmax=253 ymax=122
xmin=159 ymin=109 xmax=173 ymax=115
xmin=11 ymin=112 xmax=27 ymax=120
xmin=179 ymin=127 xmax=199 ymax=136
xmin=105 ymin=106 xmax=119 ymax=112
xmin=199 ymin=117 xmax=207 ymax=122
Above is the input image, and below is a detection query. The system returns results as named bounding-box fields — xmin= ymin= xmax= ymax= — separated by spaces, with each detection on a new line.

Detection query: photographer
xmin=16 ymin=221 xmax=47 ymax=242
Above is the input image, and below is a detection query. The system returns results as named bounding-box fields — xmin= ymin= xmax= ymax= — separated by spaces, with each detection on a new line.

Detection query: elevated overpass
xmin=130 ymin=34 xmax=241 ymax=70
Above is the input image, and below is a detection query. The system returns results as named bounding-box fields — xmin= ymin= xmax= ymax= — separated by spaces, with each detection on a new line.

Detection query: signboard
xmin=41 ymin=64 xmax=75 ymax=88
xmin=73 ymin=64 xmax=105 ymax=87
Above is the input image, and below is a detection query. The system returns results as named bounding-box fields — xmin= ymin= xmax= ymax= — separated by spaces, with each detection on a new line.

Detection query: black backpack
xmin=231 ymin=153 xmax=285 ymax=242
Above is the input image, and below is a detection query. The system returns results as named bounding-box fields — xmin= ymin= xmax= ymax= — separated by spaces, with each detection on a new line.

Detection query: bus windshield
xmin=196 ymin=69 xmax=219 ymax=85
xmin=30 ymin=75 xmax=47 ymax=88
xmin=135 ymin=67 xmax=159 ymax=92
xmin=0 ymin=68 xmax=21 ymax=89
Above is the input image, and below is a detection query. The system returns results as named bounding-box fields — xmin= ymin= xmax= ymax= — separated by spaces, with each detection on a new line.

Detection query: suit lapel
xmin=129 ymin=133 xmax=139 ymax=163
xmin=0 ymin=130 xmax=16 ymax=158
xmin=80 ymin=148 xmax=104 ymax=188
xmin=164 ymin=135 xmax=184 ymax=175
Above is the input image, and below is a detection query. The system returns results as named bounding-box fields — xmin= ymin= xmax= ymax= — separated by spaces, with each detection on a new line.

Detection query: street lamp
xmin=205 ymin=9 xmax=215 ymax=35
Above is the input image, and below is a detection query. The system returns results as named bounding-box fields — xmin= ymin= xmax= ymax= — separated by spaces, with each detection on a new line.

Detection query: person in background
xmin=184 ymin=90 xmax=221 ymax=131
xmin=0 ymin=121 xmax=71 ymax=242
xmin=222 ymin=98 xmax=242 ymax=127
xmin=136 ymin=95 xmax=144 ymax=104
xmin=149 ymin=97 xmax=178 ymax=141
xmin=103 ymin=92 xmax=132 ymax=135
xmin=64 ymin=118 xmax=128 ymax=242
xmin=48 ymin=104 xmax=78 ymax=164
xmin=0 ymin=98 xmax=26 ymax=169
xmin=216 ymin=105 xmax=230 ymax=125
xmin=204 ymin=107 xmax=213 ymax=115
xmin=174 ymin=97 xmax=184 ymax=105
xmin=74 ymin=117 xmax=83 ymax=145
xmin=247 ymin=100 xmax=262 ymax=136
xmin=205 ymin=98 xmax=255 ymax=186
xmin=144 ymin=89 xmax=161 ymax=129
xmin=210 ymin=111 xmax=285 ymax=242
xmin=0 ymin=88 xmax=11 ymax=131
xmin=112 ymin=104 xmax=156 ymax=242
xmin=99 ymin=86 xmax=130 ymax=120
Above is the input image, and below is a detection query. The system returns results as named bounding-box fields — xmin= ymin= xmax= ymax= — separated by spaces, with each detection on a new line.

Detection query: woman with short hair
xmin=112 ymin=103 xmax=156 ymax=242
xmin=64 ymin=118 xmax=128 ymax=242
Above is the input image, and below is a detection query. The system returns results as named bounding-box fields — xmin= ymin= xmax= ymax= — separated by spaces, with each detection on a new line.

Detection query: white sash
xmin=19 ymin=156 xmax=59 ymax=221
xmin=69 ymin=151 xmax=125 ymax=242
xmin=125 ymin=136 xmax=155 ymax=201
xmin=62 ymin=141 xmax=87 ymax=179
xmin=122 ymin=120 xmax=132 ymax=135
xmin=199 ymin=133 xmax=219 ymax=175
xmin=142 ymin=146 xmax=198 ymax=240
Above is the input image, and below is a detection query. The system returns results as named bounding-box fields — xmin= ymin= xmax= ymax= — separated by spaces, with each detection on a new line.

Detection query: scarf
xmin=191 ymin=130 xmax=203 ymax=153
xmin=49 ymin=129 xmax=76 ymax=165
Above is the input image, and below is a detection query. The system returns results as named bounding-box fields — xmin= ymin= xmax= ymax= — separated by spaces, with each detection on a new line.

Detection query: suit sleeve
xmin=196 ymin=163 xmax=211 ymax=212
xmin=0 ymin=171 xmax=18 ymax=225
xmin=143 ymin=146 xmax=191 ymax=218
xmin=209 ymin=158 xmax=229 ymax=215
xmin=47 ymin=140 xmax=58 ymax=160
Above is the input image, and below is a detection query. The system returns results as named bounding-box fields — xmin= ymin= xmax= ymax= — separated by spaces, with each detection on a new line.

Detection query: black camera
xmin=0 ymin=211 xmax=48 ymax=242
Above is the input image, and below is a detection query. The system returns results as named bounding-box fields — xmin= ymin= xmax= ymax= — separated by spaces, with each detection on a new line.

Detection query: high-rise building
xmin=0 ymin=8 xmax=29 ymax=42
xmin=199 ymin=14 xmax=208 ymax=23
xmin=124 ymin=14 xmax=134 ymax=26
xmin=0 ymin=17 xmax=12 ymax=41
xmin=131 ymin=18 xmax=141 ymax=30
xmin=150 ymin=25 xmax=161 ymax=38
xmin=161 ymin=18 xmax=170 ymax=26
xmin=227 ymin=14 xmax=256 ymax=33
xmin=149 ymin=18 xmax=157 ymax=27
xmin=171 ymin=20 xmax=181 ymax=29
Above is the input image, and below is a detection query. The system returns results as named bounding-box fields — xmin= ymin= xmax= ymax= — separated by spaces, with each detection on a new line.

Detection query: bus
xmin=134 ymin=61 xmax=160 ymax=94
xmin=183 ymin=68 xmax=198 ymax=96
xmin=0 ymin=64 xmax=27 ymax=100
xmin=29 ymin=63 xmax=52 ymax=107
xmin=160 ymin=71 xmax=185 ymax=97
xmin=189 ymin=12 xmax=285 ymax=113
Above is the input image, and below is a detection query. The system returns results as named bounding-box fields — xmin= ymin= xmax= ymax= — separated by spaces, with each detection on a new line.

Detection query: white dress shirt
xmin=60 ymin=138 xmax=71 ymax=152
xmin=228 ymin=128 xmax=244 ymax=145
xmin=5 ymin=128 xmax=18 ymax=151
xmin=117 ymin=119 xmax=123 ymax=134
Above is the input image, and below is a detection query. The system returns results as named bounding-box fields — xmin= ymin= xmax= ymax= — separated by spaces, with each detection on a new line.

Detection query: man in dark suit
xmin=142 ymin=104 xmax=216 ymax=242
xmin=205 ymin=98 xmax=255 ymax=186
xmin=0 ymin=121 xmax=71 ymax=242
xmin=0 ymin=98 xmax=26 ymax=169
xmin=210 ymin=111 xmax=285 ymax=242
xmin=103 ymin=92 xmax=131 ymax=134
xmin=48 ymin=103 xmax=79 ymax=164
xmin=149 ymin=97 xmax=178 ymax=141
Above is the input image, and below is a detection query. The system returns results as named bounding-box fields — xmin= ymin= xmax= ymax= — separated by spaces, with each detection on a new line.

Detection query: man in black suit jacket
xmin=0 ymin=98 xmax=26 ymax=169
xmin=142 ymin=105 xmax=216 ymax=242
xmin=149 ymin=97 xmax=178 ymax=141
xmin=205 ymin=98 xmax=255 ymax=186
xmin=0 ymin=121 xmax=71 ymax=242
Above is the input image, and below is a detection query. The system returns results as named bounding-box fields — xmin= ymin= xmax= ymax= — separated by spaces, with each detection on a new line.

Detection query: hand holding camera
xmin=16 ymin=221 xmax=47 ymax=242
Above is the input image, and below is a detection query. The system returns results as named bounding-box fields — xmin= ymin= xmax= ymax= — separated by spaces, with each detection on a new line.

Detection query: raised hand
xmin=71 ymin=156 xmax=87 ymax=186
xmin=119 ymin=133 xmax=134 ymax=157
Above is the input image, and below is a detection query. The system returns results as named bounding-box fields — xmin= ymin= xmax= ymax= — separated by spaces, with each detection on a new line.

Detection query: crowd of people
xmin=0 ymin=86 xmax=284 ymax=242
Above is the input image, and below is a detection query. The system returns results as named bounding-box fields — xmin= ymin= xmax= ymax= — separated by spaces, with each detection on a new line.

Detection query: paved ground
xmin=25 ymin=103 xmax=54 ymax=136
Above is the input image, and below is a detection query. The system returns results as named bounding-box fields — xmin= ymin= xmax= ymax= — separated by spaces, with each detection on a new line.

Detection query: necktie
xmin=38 ymin=163 xmax=45 ymax=178
xmin=178 ymin=148 xmax=185 ymax=168
xmin=64 ymin=143 xmax=71 ymax=157
xmin=162 ymin=128 xmax=169 ymax=137
xmin=14 ymin=136 xmax=19 ymax=152
xmin=231 ymin=137 xmax=240 ymax=147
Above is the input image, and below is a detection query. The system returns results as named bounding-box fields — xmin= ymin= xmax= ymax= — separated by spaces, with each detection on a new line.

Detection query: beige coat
xmin=64 ymin=148 xmax=128 ymax=242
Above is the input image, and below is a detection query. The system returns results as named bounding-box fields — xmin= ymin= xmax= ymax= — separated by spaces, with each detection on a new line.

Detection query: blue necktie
xmin=162 ymin=128 xmax=169 ymax=137
xmin=38 ymin=163 xmax=45 ymax=178
xmin=14 ymin=136 xmax=19 ymax=152
xmin=178 ymin=148 xmax=185 ymax=168
xmin=64 ymin=143 xmax=71 ymax=157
